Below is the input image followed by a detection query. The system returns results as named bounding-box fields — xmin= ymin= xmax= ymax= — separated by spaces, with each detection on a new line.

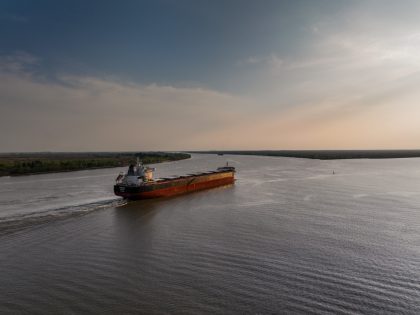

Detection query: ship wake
xmin=0 ymin=198 xmax=127 ymax=236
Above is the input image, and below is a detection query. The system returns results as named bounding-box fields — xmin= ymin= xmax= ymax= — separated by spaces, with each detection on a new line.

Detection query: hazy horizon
xmin=2 ymin=0 xmax=420 ymax=152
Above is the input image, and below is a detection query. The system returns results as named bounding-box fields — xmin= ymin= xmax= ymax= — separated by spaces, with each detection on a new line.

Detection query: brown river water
xmin=1 ymin=154 xmax=420 ymax=314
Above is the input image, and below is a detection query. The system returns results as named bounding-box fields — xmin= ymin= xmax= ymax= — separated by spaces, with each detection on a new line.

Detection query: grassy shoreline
xmin=192 ymin=150 xmax=420 ymax=160
xmin=0 ymin=152 xmax=190 ymax=177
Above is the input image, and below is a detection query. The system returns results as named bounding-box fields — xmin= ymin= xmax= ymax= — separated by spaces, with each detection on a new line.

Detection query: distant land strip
xmin=191 ymin=150 xmax=420 ymax=160
xmin=0 ymin=152 xmax=190 ymax=177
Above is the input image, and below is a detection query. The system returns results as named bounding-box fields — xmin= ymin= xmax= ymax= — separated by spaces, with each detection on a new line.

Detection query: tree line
xmin=0 ymin=152 xmax=190 ymax=176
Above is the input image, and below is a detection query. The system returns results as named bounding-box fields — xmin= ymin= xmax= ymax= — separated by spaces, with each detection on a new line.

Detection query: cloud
xmin=0 ymin=55 xmax=257 ymax=151
xmin=230 ymin=14 xmax=420 ymax=150
xmin=2 ymin=40 xmax=420 ymax=152
xmin=0 ymin=52 xmax=39 ymax=74
xmin=237 ymin=7 xmax=420 ymax=109
xmin=238 ymin=54 xmax=284 ymax=70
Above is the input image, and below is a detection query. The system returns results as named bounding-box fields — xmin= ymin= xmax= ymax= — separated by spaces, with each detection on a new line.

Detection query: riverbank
xmin=0 ymin=152 xmax=190 ymax=177
xmin=192 ymin=150 xmax=420 ymax=160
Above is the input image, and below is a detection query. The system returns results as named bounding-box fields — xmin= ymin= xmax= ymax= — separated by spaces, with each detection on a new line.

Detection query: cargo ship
xmin=114 ymin=159 xmax=235 ymax=200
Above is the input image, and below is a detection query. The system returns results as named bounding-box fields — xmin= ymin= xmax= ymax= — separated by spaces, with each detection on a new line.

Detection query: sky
xmin=1 ymin=0 xmax=420 ymax=152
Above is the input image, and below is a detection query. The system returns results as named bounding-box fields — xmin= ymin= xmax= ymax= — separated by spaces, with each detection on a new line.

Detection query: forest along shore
xmin=193 ymin=150 xmax=420 ymax=160
xmin=0 ymin=152 xmax=190 ymax=177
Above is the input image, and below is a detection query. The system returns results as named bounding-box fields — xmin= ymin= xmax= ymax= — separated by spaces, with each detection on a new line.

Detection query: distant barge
xmin=114 ymin=159 xmax=235 ymax=200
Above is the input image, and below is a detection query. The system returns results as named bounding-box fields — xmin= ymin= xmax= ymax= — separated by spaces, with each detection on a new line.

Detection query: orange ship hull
xmin=114 ymin=169 xmax=235 ymax=200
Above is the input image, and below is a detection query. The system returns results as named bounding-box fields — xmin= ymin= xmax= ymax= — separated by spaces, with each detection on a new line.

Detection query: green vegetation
xmin=0 ymin=152 xmax=190 ymax=176
xmin=193 ymin=150 xmax=420 ymax=160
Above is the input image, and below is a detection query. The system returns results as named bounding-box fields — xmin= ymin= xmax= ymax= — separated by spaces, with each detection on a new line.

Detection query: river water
xmin=1 ymin=154 xmax=420 ymax=314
